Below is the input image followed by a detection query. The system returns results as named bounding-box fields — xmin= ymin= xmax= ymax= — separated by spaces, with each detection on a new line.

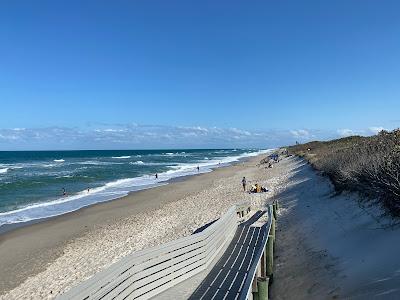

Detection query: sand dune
xmin=271 ymin=157 xmax=400 ymax=299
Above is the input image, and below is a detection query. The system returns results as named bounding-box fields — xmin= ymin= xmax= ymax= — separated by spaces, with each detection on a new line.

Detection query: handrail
xmin=59 ymin=206 xmax=238 ymax=300
xmin=239 ymin=204 xmax=273 ymax=300
xmin=235 ymin=201 xmax=252 ymax=222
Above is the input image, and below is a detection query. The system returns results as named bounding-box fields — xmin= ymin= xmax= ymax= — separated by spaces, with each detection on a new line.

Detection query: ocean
xmin=0 ymin=149 xmax=270 ymax=228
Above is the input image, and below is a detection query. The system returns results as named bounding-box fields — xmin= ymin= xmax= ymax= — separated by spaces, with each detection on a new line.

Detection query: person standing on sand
xmin=197 ymin=166 xmax=200 ymax=172
xmin=242 ymin=177 xmax=247 ymax=191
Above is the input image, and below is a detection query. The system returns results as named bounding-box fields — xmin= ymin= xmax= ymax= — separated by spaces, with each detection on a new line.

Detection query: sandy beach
xmin=0 ymin=153 xmax=287 ymax=299
xmin=2 ymin=154 xmax=400 ymax=299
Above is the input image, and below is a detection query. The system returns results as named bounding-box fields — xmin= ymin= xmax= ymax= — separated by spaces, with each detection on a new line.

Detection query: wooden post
xmin=266 ymin=235 xmax=274 ymax=279
xmin=257 ymin=277 xmax=269 ymax=300
xmin=272 ymin=202 xmax=277 ymax=220
xmin=261 ymin=252 xmax=266 ymax=277
xmin=253 ymin=290 xmax=259 ymax=300
xmin=270 ymin=217 xmax=276 ymax=242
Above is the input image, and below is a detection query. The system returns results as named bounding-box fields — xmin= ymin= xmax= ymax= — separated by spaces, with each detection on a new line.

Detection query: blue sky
xmin=1 ymin=1 xmax=400 ymax=150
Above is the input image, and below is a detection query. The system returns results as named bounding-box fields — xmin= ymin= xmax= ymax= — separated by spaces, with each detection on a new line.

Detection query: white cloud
xmin=229 ymin=128 xmax=252 ymax=136
xmin=290 ymin=129 xmax=310 ymax=138
xmin=1 ymin=124 xmax=391 ymax=150
xmin=337 ymin=128 xmax=356 ymax=137
xmin=337 ymin=127 xmax=390 ymax=137
xmin=0 ymin=124 xmax=305 ymax=150
xmin=368 ymin=126 xmax=387 ymax=135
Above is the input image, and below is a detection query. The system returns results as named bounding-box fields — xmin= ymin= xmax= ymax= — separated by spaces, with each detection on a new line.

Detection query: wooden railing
xmin=59 ymin=206 xmax=238 ymax=300
xmin=240 ymin=201 xmax=278 ymax=300
xmin=236 ymin=201 xmax=252 ymax=222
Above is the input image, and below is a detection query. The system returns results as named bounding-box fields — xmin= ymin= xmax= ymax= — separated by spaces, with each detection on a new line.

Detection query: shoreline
xmin=0 ymin=153 xmax=270 ymax=296
xmin=0 ymin=155 xmax=253 ymax=235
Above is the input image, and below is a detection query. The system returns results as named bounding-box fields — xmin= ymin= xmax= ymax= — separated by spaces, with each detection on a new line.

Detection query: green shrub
xmin=288 ymin=130 xmax=400 ymax=216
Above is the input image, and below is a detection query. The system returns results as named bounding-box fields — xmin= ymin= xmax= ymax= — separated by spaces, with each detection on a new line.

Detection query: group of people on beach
xmin=241 ymin=153 xmax=280 ymax=193
xmin=241 ymin=177 xmax=268 ymax=193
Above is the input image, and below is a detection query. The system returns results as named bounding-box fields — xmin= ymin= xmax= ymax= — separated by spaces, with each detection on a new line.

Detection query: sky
xmin=0 ymin=0 xmax=400 ymax=150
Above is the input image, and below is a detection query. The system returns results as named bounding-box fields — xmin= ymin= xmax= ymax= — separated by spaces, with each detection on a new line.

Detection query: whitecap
xmin=111 ymin=156 xmax=131 ymax=159
xmin=131 ymin=161 xmax=144 ymax=165
xmin=56 ymin=175 xmax=74 ymax=178
xmin=0 ymin=168 xmax=8 ymax=174
xmin=78 ymin=161 xmax=121 ymax=166
xmin=43 ymin=163 xmax=57 ymax=168
xmin=54 ymin=159 xmax=65 ymax=162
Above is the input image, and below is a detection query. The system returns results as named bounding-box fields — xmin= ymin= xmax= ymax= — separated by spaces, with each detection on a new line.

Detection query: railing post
xmin=266 ymin=235 xmax=274 ymax=280
xmin=261 ymin=252 xmax=266 ymax=277
xmin=271 ymin=216 xmax=276 ymax=242
xmin=257 ymin=277 xmax=269 ymax=300
xmin=267 ymin=203 xmax=276 ymax=281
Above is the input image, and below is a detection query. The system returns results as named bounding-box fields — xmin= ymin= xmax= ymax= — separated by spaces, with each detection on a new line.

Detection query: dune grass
xmin=288 ymin=130 xmax=400 ymax=217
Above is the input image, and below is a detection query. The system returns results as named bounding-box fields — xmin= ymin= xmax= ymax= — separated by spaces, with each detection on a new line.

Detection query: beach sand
xmin=0 ymin=153 xmax=288 ymax=299
xmin=3 ymin=155 xmax=399 ymax=299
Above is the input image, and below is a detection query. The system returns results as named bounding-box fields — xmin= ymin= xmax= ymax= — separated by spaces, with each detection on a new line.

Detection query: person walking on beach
xmin=197 ymin=166 xmax=200 ymax=172
xmin=155 ymin=173 xmax=158 ymax=179
xmin=242 ymin=177 xmax=247 ymax=192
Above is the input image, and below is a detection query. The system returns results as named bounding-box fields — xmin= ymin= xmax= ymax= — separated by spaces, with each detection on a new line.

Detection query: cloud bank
xmin=0 ymin=124 xmax=392 ymax=150
xmin=337 ymin=126 xmax=389 ymax=137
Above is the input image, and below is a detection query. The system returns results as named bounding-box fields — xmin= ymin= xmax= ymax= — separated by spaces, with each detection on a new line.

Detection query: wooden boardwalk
xmin=58 ymin=204 xmax=275 ymax=300
xmin=188 ymin=211 xmax=267 ymax=300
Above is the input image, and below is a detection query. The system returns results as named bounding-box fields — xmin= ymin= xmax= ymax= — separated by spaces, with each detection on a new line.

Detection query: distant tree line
xmin=288 ymin=129 xmax=400 ymax=217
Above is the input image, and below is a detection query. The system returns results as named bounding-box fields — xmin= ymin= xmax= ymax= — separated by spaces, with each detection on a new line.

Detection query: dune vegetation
xmin=288 ymin=129 xmax=400 ymax=217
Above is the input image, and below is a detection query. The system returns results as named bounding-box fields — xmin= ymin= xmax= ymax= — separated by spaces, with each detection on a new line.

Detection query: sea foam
xmin=0 ymin=149 xmax=273 ymax=227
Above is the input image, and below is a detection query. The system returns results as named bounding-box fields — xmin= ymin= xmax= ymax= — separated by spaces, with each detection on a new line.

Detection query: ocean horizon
xmin=0 ymin=148 xmax=271 ymax=228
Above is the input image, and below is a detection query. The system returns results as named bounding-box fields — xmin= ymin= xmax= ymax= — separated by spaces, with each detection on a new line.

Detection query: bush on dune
xmin=288 ymin=130 xmax=400 ymax=216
